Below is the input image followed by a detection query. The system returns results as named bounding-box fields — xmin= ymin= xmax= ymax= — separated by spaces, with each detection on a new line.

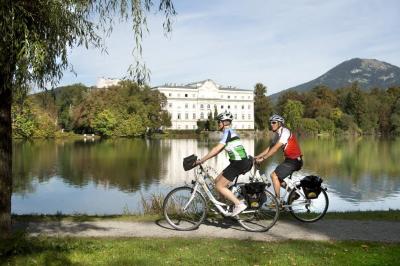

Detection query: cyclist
xmin=196 ymin=111 xmax=252 ymax=216
xmin=255 ymin=114 xmax=303 ymax=204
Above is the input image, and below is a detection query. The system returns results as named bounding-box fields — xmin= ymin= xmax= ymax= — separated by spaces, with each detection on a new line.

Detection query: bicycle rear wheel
xmin=288 ymin=188 xmax=329 ymax=222
xmin=237 ymin=189 xmax=279 ymax=232
xmin=163 ymin=186 xmax=207 ymax=230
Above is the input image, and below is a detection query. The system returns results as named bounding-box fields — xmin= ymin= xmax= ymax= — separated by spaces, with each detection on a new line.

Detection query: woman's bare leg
xmin=215 ymin=174 xmax=240 ymax=205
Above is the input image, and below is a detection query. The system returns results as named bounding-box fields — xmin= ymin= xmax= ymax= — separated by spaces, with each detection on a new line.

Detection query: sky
xmin=59 ymin=0 xmax=400 ymax=95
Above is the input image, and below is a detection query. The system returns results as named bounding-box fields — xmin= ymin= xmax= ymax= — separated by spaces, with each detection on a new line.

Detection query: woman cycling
xmin=196 ymin=111 xmax=252 ymax=216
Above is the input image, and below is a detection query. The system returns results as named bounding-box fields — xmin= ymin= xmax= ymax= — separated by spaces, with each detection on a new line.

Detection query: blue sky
xmin=60 ymin=0 xmax=400 ymax=95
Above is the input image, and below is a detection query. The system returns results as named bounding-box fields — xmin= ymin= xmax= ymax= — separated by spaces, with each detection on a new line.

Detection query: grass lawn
xmin=1 ymin=236 xmax=399 ymax=266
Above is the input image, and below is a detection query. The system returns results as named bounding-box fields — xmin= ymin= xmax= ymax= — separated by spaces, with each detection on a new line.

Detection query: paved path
xmin=14 ymin=219 xmax=400 ymax=242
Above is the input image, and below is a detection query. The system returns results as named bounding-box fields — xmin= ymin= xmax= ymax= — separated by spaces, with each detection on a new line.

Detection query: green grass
xmin=1 ymin=235 xmax=399 ymax=265
xmin=13 ymin=210 xmax=400 ymax=223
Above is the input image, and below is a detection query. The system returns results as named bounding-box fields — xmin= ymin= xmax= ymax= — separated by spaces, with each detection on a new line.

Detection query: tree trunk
xmin=0 ymin=74 xmax=12 ymax=237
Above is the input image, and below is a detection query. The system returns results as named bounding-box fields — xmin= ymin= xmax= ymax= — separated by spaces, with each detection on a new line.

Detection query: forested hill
xmin=270 ymin=58 xmax=400 ymax=99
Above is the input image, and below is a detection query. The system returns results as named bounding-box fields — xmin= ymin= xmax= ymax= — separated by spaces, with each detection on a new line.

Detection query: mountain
xmin=270 ymin=58 xmax=400 ymax=99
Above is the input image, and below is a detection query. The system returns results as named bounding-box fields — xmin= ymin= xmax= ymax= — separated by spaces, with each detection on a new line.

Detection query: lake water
xmin=11 ymin=136 xmax=400 ymax=215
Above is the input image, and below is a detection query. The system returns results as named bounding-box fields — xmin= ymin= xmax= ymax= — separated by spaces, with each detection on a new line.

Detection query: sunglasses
xmin=270 ymin=121 xmax=278 ymax=125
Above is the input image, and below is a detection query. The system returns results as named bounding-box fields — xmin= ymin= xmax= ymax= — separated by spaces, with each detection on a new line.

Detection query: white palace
xmin=153 ymin=79 xmax=254 ymax=130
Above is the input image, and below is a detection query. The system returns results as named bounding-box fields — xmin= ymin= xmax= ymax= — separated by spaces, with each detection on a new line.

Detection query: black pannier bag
xmin=241 ymin=182 xmax=267 ymax=208
xmin=183 ymin=154 xmax=198 ymax=171
xmin=300 ymin=175 xmax=323 ymax=199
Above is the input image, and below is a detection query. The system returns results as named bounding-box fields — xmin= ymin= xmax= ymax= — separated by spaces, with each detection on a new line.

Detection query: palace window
xmin=248 ymin=114 xmax=251 ymax=119
xmin=193 ymin=104 xmax=196 ymax=108
xmin=185 ymin=94 xmax=188 ymax=97
xmin=168 ymin=93 xmax=172 ymax=97
xmin=200 ymin=104 xmax=204 ymax=109
xmin=207 ymin=104 xmax=210 ymax=109
xmin=242 ymin=114 xmax=245 ymax=120
xmin=193 ymin=113 xmax=196 ymax=119
xmin=185 ymin=113 xmax=189 ymax=119
xmin=221 ymin=105 xmax=224 ymax=109
xmin=185 ymin=103 xmax=188 ymax=108
xmin=177 ymin=113 xmax=181 ymax=120
xmin=242 ymin=105 xmax=244 ymax=109
xmin=168 ymin=103 xmax=172 ymax=108
xmin=200 ymin=112 xmax=204 ymax=119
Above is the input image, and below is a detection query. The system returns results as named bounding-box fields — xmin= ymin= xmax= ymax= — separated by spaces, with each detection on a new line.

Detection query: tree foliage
xmin=282 ymin=100 xmax=304 ymax=130
xmin=0 ymin=0 xmax=175 ymax=235
xmin=253 ymin=83 xmax=272 ymax=130
xmin=274 ymin=83 xmax=400 ymax=136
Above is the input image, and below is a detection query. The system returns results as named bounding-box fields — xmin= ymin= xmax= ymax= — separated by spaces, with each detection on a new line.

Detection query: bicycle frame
xmin=188 ymin=165 xmax=259 ymax=217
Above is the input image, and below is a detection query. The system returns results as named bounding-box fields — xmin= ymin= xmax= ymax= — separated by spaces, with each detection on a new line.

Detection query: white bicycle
xmin=163 ymin=159 xmax=280 ymax=232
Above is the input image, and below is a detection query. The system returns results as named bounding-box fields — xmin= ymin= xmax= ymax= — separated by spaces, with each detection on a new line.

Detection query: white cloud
xmin=60 ymin=0 xmax=400 ymax=95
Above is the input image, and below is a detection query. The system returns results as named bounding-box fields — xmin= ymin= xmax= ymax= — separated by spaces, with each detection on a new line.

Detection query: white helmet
xmin=216 ymin=111 xmax=233 ymax=121
xmin=269 ymin=114 xmax=285 ymax=124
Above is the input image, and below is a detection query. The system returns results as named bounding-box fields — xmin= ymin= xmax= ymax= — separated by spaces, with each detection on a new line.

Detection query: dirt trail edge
xmin=13 ymin=219 xmax=400 ymax=242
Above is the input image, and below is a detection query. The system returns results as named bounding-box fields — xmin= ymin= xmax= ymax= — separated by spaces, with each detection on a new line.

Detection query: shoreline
xmin=12 ymin=210 xmax=400 ymax=223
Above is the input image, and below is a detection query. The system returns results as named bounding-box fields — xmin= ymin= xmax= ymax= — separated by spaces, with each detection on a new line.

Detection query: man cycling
xmin=196 ymin=111 xmax=252 ymax=216
xmin=255 ymin=114 xmax=303 ymax=204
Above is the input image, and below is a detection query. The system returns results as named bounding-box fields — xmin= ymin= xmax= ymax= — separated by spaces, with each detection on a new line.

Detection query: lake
xmin=11 ymin=136 xmax=400 ymax=215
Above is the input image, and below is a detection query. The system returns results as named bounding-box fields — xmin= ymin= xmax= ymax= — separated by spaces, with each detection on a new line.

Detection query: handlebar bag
xmin=183 ymin=154 xmax=197 ymax=171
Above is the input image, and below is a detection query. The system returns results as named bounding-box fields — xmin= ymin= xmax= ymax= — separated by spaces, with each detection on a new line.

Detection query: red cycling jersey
xmin=276 ymin=127 xmax=302 ymax=159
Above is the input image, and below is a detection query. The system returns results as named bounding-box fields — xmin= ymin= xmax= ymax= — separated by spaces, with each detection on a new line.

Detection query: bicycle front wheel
xmin=163 ymin=186 xmax=207 ymax=230
xmin=237 ymin=189 xmax=279 ymax=232
xmin=288 ymin=188 xmax=329 ymax=222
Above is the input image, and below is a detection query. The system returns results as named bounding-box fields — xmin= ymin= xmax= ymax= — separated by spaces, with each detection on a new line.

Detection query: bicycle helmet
xmin=269 ymin=114 xmax=285 ymax=124
xmin=216 ymin=111 xmax=233 ymax=121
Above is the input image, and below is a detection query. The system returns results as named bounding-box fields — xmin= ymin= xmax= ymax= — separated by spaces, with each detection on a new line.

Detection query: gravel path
xmin=14 ymin=218 xmax=400 ymax=242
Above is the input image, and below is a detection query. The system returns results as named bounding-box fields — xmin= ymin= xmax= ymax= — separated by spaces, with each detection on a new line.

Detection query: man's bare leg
xmin=271 ymin=171 xmax=281 ymax=199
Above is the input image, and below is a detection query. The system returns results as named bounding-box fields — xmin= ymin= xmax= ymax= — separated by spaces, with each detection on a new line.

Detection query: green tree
xmin=390 ymin=98 xmax=400 ymax=135
xmin=92 ymin=109 xmax=118 ymax=137
xmin=298 ymin=118 xmax=319 ymax=135
xmin=276 ymin=90 xmax=304 ymax=115
xmin=0 ymin=0 xmax=175 ymax=235
xmin=254 ymin=83 xmax=272 ymax=130
xmin=282 ymin=99 xmax=304 ymax=130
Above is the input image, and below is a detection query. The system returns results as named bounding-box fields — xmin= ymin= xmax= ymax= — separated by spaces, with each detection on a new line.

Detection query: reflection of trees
xmin=12 ymin=139 xmax=170 ymax=194
xmin=13 ymin=140 xmax=58 ymax=194
xmin=300 ymin=137 xmax=400 ymax=179
xmin=297 ymin=137 xmax=400 ymax=202
xmin=57 ymin=139 xmax=169 ymax=192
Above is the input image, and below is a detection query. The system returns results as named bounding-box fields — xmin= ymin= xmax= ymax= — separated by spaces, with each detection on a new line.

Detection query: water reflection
xmin=13 ymin=139 xmax=170 ymax=194
xmin=11 ymin=136 xmax=400 ymax=214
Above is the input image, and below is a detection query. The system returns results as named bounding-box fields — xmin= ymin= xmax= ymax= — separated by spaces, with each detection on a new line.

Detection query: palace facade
xmin=153 ymin=79 xmax=254 ymax=130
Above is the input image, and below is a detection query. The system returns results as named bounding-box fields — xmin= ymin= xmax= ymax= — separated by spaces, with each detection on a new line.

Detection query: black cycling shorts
xmin=222 ymin=158 xmax=253 ymax=182
xmin=274 ymin=157 xmax=303 ymax=180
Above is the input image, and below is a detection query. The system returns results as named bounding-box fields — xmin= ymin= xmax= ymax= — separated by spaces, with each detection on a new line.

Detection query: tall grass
xmin=140 ymin=192 xmax=165 ymax=215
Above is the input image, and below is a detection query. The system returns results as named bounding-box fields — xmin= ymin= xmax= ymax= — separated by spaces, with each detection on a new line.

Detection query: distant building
xmin=96 ymin=77 xmax=121 ymax=88
xmin=153 ymin=79 xmax=254 ymax=130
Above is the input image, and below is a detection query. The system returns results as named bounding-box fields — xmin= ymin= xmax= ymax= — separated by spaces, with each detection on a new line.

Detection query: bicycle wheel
xmin=288 ymin=188 xmax=329 ymax=222
xmin=163 ymin=186 xmax=207 ymax=230
xmin=237 ymin=189 xmax=280 ymax=232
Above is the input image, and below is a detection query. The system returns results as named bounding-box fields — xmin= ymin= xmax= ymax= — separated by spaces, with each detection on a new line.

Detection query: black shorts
xmin=274 ymin=157 xmax=303 ymax=180
xmin=222 ymin=158 xmax=253 ymax=182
